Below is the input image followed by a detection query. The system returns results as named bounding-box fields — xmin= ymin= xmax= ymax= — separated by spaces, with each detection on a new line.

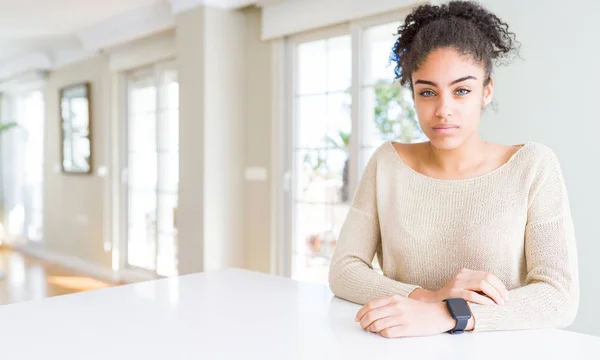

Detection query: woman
xmin=328 ymin=0 xmax=579 ymax=338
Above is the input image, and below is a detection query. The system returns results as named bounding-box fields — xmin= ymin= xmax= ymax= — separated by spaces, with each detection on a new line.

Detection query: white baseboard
xmin=11 ymin=243 xmax=121 ymax=284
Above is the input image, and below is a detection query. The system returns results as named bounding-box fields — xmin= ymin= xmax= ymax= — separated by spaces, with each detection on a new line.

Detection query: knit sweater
xmin=328 ymin=140 xmax=579 ymax=332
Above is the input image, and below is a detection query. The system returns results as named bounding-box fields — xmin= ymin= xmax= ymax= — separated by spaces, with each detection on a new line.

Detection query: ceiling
xmin=0 ymin=0 xmax=271 ymax=80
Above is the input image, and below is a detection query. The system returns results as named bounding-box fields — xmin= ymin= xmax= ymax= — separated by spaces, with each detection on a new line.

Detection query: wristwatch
xmin=444 ymin=298 xmax=472 ymax=334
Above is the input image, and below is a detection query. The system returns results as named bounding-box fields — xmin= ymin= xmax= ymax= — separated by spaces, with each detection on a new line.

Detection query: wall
xmin=176 ymin=5 xmax=248 ymax=274
xmin=203 ymin=6 xmax=247 ymax=272
xmin=174 ymin=6 xmax=207 ymax=275
xmin=243 ymin=7 xmax=273 ymax=274
xmin=477 ymin=0 xmax=599 ymax=336
xmin=43 ymin=56 xmax=112 ymax=269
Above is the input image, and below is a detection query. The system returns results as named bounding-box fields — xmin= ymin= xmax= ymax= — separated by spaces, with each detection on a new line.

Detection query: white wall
xmin=478 ymin=0 xmax=600 ymax=336
xmin=176 ymin=5 xmax=248 ymax=274
xmin=175 ymin=6 xmax=207 ymax=275
xmin=203 ymin=6 xmax=247 ymax=271
xmin=244 ymin=8 xmax=273 ymax=274
xmin=43 ymin=56 xmax=112 ymax=269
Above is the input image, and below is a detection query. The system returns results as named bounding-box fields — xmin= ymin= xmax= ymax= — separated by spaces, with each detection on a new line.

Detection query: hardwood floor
xmin=0 ymin=246 xmax=116 ymax=306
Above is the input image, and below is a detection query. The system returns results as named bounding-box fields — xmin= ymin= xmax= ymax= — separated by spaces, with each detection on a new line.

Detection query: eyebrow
xmin=414 ymin=76 xmax=478 ymax=87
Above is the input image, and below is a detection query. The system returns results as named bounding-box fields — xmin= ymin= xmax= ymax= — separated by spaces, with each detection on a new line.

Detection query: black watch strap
xmin=444 ymin=298 xmax=471 ymax=334
xmin=449 ymin=317 xmax=468 ymax=334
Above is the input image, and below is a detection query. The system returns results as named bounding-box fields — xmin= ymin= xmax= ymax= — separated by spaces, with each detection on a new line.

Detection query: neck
xmin=426 ymin=136 xmax=488 ymax=173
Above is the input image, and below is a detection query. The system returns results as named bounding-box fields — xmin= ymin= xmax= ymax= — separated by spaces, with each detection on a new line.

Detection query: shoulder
xmin=517 ymin=142 xmax=566 ymax=186
xmin=518 ymin=142 xmax=561 ymax=170
xmin=372 ymin=140 xmax=425 ymax=167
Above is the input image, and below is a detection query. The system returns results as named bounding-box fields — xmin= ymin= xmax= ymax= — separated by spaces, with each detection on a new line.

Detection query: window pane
xmin=128 ymin=189 xmax=157 ymax=228
xmin=326 ymin=92 xmax=351 ymax=148
xmin=129 ymin=78 xmax=156 ymax=114
xmin=158 ymin=152 xmax=178 ymax=193
xmin=363 ymin=21 xmax=401 ymax=86
xmin=292 ymin=33 xmax=353 ymax=285
xmin=127 ymin=188 xmax=157 ymax=271
xmin=292 ymin=202 xmax=349 ymax=285
xmin=295 ymin=148 xmax=348 ymax=204
xmin=128 ymin=226 xmax=156 ymax=271
xmin=327 ymin=36 xmax=352 ymax=92
xmin=128 ymin=152 xmax=157 ymax=191
xmin=158 ymin=193 xmax=178 ymax=234
xmin=129 ymin=113 xmax=157 ymax=152
xmin=296 ymin=95 xmax=327 ymax=148
xmin=157 ymin=234 xmax=178 ymax=277
xmin=127 ymin=67 xmax=179 ymax=276
xmin=297 ymin=40 xmax=327 ymax=95
xmin=361 ymin=85 xmax=426 ymax=148
xmin=158 ymin=109 xmax=178 ymax=151
xmin=161 ymin=71 xmax=179 ymax=111
xmin=3 ymin=91 xmax=45 ymax=241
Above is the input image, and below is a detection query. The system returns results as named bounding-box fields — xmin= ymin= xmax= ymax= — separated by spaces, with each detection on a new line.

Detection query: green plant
xmin=373 ymin=79 xmax=423 ymax=142
xmin=301 ymin=80 xmax=426 ymax=201
xmin=0 ymin=123 xmax=17 ymax=134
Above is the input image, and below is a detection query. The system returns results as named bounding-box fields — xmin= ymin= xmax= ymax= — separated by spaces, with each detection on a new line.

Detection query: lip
xmin=432 ymin=125 xmax=459 ymax=134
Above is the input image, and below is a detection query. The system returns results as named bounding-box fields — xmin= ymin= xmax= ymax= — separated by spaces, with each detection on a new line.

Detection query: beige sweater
xmin=329 ymin=141 xmax=579 ymax=332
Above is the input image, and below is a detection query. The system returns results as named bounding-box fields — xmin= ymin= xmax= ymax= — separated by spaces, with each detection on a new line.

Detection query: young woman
xmin=328 ymin=0 xmax=579 ymax=338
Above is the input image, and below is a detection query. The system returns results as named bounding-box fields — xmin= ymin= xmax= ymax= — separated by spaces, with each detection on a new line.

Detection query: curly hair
xmin=391 ymin=0 xmax=520 ymax=88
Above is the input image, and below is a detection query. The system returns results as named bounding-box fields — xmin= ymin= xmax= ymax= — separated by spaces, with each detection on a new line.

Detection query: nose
xmin=434 ymin=94 xmax=454 ymax=119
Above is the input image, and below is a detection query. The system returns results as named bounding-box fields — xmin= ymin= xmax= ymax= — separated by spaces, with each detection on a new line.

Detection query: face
xmin=411 ymin=47 xmax=494 ymax=150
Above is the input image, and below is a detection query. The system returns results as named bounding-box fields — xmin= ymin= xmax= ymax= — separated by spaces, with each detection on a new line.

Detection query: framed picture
xmin=60 ymin=82 xmax=92 ymax=174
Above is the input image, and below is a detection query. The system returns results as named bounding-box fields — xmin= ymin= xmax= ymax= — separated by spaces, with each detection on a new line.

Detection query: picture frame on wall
xmin=59 ymin=82 xmax=92 ymax=174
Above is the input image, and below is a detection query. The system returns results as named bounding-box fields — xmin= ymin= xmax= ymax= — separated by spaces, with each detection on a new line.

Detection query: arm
xmin=328 ymin=147 xmax=422 ymax=305
xmin=469 ymin=151 xmax=579 ymax=331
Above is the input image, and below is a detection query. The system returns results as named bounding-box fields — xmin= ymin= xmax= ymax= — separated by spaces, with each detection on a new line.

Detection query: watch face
xmin=448 ymin=298 xmax=471 ymax=318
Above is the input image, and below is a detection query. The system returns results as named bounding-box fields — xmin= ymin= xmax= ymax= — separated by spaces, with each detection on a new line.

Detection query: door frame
xmin=118 ymin=59 xmax=177 ymax=279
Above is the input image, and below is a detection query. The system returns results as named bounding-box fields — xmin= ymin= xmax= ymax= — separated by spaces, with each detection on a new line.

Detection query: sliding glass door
xmin=286 ymin=13 xmax=426 ymax=284
xmin=123 ymin=62 xmax=179 ymax=277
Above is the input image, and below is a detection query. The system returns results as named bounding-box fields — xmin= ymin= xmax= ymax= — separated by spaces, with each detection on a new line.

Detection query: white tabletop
xmin=0 ymin=268 xmax=598 ymax=359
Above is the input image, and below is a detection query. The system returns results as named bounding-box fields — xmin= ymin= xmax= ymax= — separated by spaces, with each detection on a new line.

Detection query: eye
xmin=455 ymin=88 xmax=471 ymax=96
xmin=419 ymin=90 xmax=436 ymax=97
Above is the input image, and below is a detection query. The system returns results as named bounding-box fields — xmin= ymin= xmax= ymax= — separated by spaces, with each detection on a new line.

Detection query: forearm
xmin=329 ymin=255 xmax=421 ymax=305
xmin=329 ymin=207 xmax=422 ymax=305
xmin=468 ymin=282 xmax=578 ymax=332
xmin=410 ymin=289 xmax=476 ymax=331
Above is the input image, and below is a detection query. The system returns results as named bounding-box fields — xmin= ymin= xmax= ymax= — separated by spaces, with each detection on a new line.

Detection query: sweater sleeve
xmin=328 ymin=145 xmax=422 ymax=305
xmin=469 ymin=150 xmax=579 ymax=332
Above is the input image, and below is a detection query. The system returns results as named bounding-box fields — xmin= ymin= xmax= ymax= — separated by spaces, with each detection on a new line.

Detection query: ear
xmin=482 ymin=76 xmax=494 ymax=107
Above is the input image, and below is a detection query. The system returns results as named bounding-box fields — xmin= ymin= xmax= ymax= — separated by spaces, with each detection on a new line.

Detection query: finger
xmin=474 ymin=279 xmax=504 ymax=305
xmin=368 ymin=315 xmax=403 ymax=333
xmin=379 ymin=326 xmax=408 ymax=339
xmin=359 ymin=307 xmax=395 ymax=330
xmin=460 ymin=290 xmax=496 ymax=306
xmin=482 ymin=273 xmax=510 ymax=301
xmin=355 ymin=296 xmax=393 ymax=322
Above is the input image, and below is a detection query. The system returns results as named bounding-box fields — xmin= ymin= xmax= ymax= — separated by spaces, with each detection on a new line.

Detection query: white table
xmin=0 ymin=268 xmax=598 ymax=359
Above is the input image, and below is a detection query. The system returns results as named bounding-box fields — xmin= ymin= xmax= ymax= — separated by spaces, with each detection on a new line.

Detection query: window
xmin=124 ymin=63 xmax=179 ymax=277
xmin=1 ymin=90 xmax=45 ymax=243
xmin=286 ymin=15 xmax=426 ymax=284
xmin=289 ymin=31 xmax=352 ymax=284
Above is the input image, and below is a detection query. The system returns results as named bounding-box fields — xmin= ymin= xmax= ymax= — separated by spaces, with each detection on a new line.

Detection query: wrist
xmin=437 ymin=301 xmax=476 ymax=332
xmin=436 ymin=302 xmax=457 ymax=332
xmin=409 ymin=288 xmax=439 ymax=302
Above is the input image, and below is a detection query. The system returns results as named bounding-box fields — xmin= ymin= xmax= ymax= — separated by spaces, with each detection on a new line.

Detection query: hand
xmin=354 ymin=295 xmax=456 ymax=338
xmin=410 ymin=268 xmax=509 ymax=306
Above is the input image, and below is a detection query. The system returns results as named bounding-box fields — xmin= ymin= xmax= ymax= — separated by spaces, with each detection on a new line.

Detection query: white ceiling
xmin=0 ymin=0 xmax=268 ymax=80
